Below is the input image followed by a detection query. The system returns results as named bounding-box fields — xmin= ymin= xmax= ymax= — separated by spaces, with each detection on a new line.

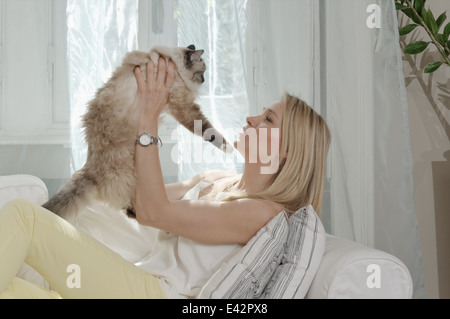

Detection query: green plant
xmin=395 ymin=0 xmax=450 ymax=73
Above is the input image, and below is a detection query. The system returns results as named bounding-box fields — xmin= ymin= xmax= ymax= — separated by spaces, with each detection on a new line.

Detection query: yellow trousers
xmin=0 ymin=199 xmax=166 ymax=299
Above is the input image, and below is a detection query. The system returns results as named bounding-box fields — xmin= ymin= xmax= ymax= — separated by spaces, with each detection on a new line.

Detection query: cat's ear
xmin=189 ymin=50 xmax=204 ymax=62
xmin=187 ymin=44 xmax=196 ymax=51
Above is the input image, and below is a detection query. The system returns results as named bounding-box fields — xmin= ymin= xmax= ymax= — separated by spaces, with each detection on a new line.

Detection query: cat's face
xmin=183 ymin=45 xmax=206 ymax=84
xmin=149 ymin=45 xmax=206 ymax=88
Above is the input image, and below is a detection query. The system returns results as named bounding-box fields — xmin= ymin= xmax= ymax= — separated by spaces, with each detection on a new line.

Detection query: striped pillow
xmin=196 ymin=211 xmax=289 ymax=299
xmin=260 ymin=205 xmax=326 ymax=298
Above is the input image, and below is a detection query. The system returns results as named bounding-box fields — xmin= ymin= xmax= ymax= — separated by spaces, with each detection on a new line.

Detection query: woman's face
xmin=234 ymin=101 xmax=284 ymax=173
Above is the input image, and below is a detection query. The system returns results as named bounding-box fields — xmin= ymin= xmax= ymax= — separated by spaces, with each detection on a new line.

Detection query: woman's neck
xmin=236 ymin=164 xmax=274 ymax=193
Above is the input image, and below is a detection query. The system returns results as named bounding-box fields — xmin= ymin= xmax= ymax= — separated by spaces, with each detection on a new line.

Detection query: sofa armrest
xmin=306 ymin=234 xmax=413 ymax=299
xmin=0 ymin=174 xmax=48 ymax=208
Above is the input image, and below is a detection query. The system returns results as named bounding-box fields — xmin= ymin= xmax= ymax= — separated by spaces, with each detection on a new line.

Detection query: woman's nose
xmin=246 ymin=115 xmax=258 ymax=128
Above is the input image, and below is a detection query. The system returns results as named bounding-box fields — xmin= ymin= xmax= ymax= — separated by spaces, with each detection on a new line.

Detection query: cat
xmin=42 ymin=44 xmax=233 ymax=220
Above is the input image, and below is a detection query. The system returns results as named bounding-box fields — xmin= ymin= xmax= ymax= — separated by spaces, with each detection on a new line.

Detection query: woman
xmin=0 ymin=58 xmax=330 ymax=299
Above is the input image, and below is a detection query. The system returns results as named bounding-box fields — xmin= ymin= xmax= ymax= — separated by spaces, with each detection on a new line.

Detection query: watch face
xmin=139 ymin=133 xmax=152 ymax=146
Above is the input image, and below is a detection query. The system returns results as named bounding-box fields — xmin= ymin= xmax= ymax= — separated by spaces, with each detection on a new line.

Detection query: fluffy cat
xmin=43 ymin=44 xmax=232 ymax=220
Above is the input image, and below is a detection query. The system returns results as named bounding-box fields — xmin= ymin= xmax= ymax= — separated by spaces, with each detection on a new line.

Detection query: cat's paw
xmin=223 ymin=142 xmax=235 ymax=154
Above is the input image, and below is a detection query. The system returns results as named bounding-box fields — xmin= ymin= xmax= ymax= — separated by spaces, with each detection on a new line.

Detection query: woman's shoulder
xmin=249 ymin=198 xmax=285 ymax=217
xmin=224 ymin=197 xmax=286 ymax=227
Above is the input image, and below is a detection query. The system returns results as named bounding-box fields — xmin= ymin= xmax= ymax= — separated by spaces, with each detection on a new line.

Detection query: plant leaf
xmin=436 ymin=11 xmax=447 ymax=31
xmin=445 ymin=22 xmax=450 ymax=38
xmin=423 ymin=8 xmax=438 ymax=35
xmin=399 ymin=24 xmax=419 ymax=36
xmin=429 ymin=9 xmax=439 ymax=34
xmin=424 ymin=61 xmax=442 ymax=73
xmin=414 ymin=0 xmax=425 ymax=15
xmin=436 ymin=34 xmax=447 ymax=46
xmin=401 ymin=8 xmax=422 ymax=24
xmin=404 ymin=41 xmax=430 ymax=54
xmin=422 ymin=9 xmax=431 ymax=31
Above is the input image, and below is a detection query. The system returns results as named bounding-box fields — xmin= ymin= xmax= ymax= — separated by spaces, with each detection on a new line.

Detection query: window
xmin=0 ymin=0 xmax=72 ymax=196
xmin=0 ymin=0 xmax=69 ymax=145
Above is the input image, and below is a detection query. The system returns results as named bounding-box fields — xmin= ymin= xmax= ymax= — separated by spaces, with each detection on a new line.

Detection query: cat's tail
xmin=42 ymin=170 xmax=96 ymax=221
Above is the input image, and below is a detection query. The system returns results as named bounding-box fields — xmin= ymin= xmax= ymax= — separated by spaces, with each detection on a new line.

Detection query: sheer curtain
xmin=321 ymin=0 xmax=424 ymax=298
xmin=175 ymin=0 xmax=249 ymax=180
xmin=67 ymin=0 xmax=139 ymax=171
xmin=66 ymin=0 xmax=249 ymax=179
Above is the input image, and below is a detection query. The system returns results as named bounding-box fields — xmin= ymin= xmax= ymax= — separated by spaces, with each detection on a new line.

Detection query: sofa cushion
xmin=197 ymin=211 xmax=289 ymax=298
xmin=0 ymin=175 xmax=48 ymax=209
xmin=197 ymin=205 xmax=326 ymax=299
xmin=261 ymin=205 xmax=326 ymax=298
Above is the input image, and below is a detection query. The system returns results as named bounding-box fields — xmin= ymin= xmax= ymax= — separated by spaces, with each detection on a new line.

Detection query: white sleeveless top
xmin=135 ymin=178 xmax=242 ymax=299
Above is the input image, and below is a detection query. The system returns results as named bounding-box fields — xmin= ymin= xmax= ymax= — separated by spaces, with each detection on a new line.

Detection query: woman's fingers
xmin=155 ymin=57 xmax=167 ymax=89
xmin=166 ymin=61 xmax=176 ymax=89
xmin=134 ymin=66 xmax=145 ymax=92
xmin=135 ymin=56 xmax=174 ymax=96
xmin=133 ymin=56 xmax=175 ymax=120
xmin=146 ymin=60 xmax=155 ymax=90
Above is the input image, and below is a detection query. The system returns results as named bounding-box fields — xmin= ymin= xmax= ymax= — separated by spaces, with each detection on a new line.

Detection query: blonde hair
xmin=207 ymin=93 xmax=331 ymax=218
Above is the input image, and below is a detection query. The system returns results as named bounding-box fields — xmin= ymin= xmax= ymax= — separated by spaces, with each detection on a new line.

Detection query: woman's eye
xmin=264 ymin=116 xmax=272 ymax=123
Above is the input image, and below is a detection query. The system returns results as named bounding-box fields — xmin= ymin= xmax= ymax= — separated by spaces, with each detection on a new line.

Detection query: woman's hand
xmin=134 ymin=57 xmax=176 ymax=124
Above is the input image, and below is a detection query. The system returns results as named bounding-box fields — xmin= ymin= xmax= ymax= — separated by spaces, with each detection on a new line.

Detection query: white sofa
xmin=0 ymin=174 xmax=413 ymax=299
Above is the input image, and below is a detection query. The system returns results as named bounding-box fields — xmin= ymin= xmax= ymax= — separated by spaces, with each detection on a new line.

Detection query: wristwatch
xmin=136 ymin=132 xmax=163 ymax=147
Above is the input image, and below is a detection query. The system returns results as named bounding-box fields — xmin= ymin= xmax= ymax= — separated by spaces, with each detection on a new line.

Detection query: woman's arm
xmin=133 ymin=58 xmax=281 ymax=245
xmin=133 ymin=57 xmax=174 ymax=216
xmin=139 ymin=198 xmax=281 ymax=245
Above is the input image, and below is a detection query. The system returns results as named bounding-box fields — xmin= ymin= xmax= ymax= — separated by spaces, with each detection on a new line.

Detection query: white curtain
xmin=320 ymin=0 xmax=424 ymax=298
xmin=67 ymin=0 xmax=139 ymax=171
xmin=373 ymin=0 xmax=424 ymax=298
xmin=175 ymin=0 xmax=249 ymax=180
xmin=66 ymin=0 xmax=249 ymax=179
